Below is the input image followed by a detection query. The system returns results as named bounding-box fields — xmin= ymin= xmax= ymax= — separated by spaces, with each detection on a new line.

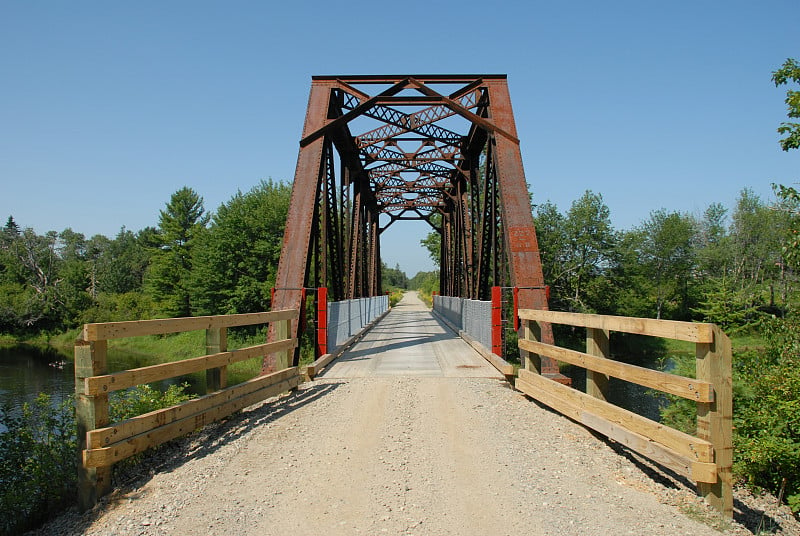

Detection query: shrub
xmin=0 ymin=394 xmax=76 ymax=535
xmin=658 ymin=316 xmax=800 ymax=513
xmin=0 ymin=383 xmax=195 ymax=534
xmin=109 ymin=382 xmax=195 ymax=422
xmin=733 ymin=316 xmax=800 ymax=512
xmin=389 ymin=289 xmax=404 ymax=307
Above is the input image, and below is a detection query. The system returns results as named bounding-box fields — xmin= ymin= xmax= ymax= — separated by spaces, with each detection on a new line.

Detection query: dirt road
xmin=36 ymin=292 xmax=771 ymax=535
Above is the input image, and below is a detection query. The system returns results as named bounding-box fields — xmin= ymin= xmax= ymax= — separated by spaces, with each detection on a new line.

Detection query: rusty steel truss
xmin=264 ymin=75 xmax=557 ymax=373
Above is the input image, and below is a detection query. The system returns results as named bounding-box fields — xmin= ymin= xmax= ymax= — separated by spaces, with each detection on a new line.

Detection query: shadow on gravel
xmin=40 ymin=381 xmax=344 ymax=535
xmin=526 ymin=397 xmax=786 ymax=535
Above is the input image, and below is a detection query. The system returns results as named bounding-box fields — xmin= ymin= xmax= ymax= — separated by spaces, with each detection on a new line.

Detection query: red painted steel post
xmin=270 ymin=287 xmax=275 ymax=308
xmin=491 ymin=286 xmax=503 ymax=356
xmin=513 ymin=286 xmax=520 ymax=331
xmin=316 ymin=287 xmax=327 ymax=357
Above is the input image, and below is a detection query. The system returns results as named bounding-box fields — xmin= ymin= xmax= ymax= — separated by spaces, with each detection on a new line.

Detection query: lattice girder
xmin=265 ymin=75 xmax=558 ymax=376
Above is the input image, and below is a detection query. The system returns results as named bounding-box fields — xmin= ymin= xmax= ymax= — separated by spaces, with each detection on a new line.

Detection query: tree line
xmin=532 ymin=187 xmax=794 ymax=331
xmin=0 ymin=180 xmax=292 ymax=335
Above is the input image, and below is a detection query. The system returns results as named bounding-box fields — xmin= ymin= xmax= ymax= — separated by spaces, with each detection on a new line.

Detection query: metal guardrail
xmin=327 ymin=295 xmax=389 ymax=350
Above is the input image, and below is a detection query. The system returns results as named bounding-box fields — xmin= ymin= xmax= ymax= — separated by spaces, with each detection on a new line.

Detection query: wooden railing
xmin=515 ymin=309 xmax=732 ymax=518
xmin=74 ymin=309 xmax=299 ymax=510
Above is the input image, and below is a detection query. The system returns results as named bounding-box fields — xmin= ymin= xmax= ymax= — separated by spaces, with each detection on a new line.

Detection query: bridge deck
xmin=320 ymin=292 xmax=503 ymax=379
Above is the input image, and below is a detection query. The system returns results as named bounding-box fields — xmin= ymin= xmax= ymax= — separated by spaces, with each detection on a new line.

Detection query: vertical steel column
xmin=264 ymin=80 xmax=335 ymax=373
xmin=485 ymin=79 xmax=558 ymax=375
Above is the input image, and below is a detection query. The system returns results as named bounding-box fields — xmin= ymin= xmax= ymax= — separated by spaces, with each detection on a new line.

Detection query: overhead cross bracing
xmin=265 ymin=74 xmax=559 ymax=376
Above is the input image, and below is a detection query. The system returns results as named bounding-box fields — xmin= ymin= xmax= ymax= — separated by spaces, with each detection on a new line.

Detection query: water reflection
xmin=0 ymin=344 xmax=205 ymax=433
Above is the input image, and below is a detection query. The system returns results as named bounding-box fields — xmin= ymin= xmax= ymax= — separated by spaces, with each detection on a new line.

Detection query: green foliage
xmin=533 ymin=192 xmax=615 ymax=313
xmin=382 ymin=262 xmax=408 ymax=290
xmin=0 ymin=380 xmax=197 ymax=534
xmin=774 ymin=183 xmax=800 ymax=271
xmin=80 ymin=291 xmax=156 ymax=323
xmin=388 ymin=289 xmax=404 ymax=307
xmin=772 ymin=58 xmax=800 ymax=151
xmin=420 ymin=213 xmax=442 ymax=266
xmin=659 ymin=319 xmax=800 ymax=513
xmin=94 ymin=228 xmax=152 ymax=295
xmin=0 ymin=394 xmax=76 ymax=535
xmin=146 ymin=187 xmax=209 ymax=317
xmin=190 ymin=180 xmax=290 ymax=315
xmin=409 ymin=270 xmax=439 ymax=295
xmin=733 ymin=315 xmax=800 ymax=511
xmin=640 ymin=209 xmax=697 ymax=319
xmin=409 ymin=270 xmax=439 ymax=307
xmin=693 ymin=276 xmax=763 ymax=332
xmin=109 ymin=382 xmax=195 ymax=422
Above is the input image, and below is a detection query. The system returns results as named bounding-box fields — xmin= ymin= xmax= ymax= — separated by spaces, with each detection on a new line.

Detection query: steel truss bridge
xmin=266 ymin=74 xmax=558 ymax=376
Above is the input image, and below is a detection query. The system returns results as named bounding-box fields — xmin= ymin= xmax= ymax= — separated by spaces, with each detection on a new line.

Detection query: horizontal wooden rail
xmin=84 ymin=339 xmax=297 ymax=395
xmin=518 ymin=308 xmax=713 ymax=343
xmin=84 ymin=367 xmax=300 ymax=467
xmin=519 ymin=339 xmax=714 ymax=402
xmin=517 ymin=369 xmax=714 ymax=463
xmin=516 ymin=310 xmax=732 ymax=519
xmin=76 ymin=308 xmax=300 ymax=511
xmin=87 ymin=367 xmax=299 ymax=449
xmin=82 ymin=309 xmax=298 ymax=341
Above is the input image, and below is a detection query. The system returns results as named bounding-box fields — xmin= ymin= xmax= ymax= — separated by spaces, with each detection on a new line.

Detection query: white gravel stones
xmin=30 ymin=377 xmax=799 ymax=535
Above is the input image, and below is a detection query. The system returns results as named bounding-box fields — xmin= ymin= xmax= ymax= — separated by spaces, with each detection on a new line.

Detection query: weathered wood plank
xmin=205 ymin=327 xmax=227 ymax=392
xmin=306 ymin=354 xmax=334 ymax=379
xmin=518 ymin=309 xmax=713 ymax=343
xmin=578 ymin=412 xmax=717 ymax=483
xmin=516 ymin=369 xmax=713 ymax=462
xmin=75 ymin=340 xmax=111 ymax=511
xmin=696 ymin=326 xmax=733 ymax=518
xmin=87 ymin=367 xmax=300 ymax=449
xmin=84 ymin=373 xmax=301 ymax=467
xmin=458 ymin=330 xmax=515 ymax=376
xmin=82 ymin=309 xmax=298 ymax=341
xmin=84 ymin=339 xmax=297 ymax=395
xmin=586 ymin=328 xmax=610 ymax=401
xmin=518 ymin=339 xmax=714 ymax=402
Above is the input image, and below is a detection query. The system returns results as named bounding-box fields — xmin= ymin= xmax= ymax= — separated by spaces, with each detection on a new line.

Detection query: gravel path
xmin=31 ymin=292 xmax=800 ymax=535
xmin=32 ymin=374 xmax=799 ymax=535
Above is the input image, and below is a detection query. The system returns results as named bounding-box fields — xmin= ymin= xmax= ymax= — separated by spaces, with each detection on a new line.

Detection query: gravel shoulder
xmin=31 ymin=375 xmax=800 ymax=535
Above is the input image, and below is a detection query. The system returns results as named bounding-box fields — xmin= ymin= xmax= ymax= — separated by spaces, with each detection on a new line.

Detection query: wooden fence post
xmin=521 ymin=318 xmax=542 ymax=374
xmin=275 ymin=318 xmax=290 ymax=370
xmin=205 ymin=327 xmax=228 ymax=392
xmin=75 ymin=339 xmax=111 ymax=511
xmin=586 ymin=328 xmax=610 ymax=401
xmin=696 ymin=325 xmax=733 ymax=518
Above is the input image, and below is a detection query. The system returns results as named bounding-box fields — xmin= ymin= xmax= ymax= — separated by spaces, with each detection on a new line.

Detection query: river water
xmin=0 ymin=344 xmax=205 ymax=433
xmin=0 ymin=346 xmax=74 ymax=413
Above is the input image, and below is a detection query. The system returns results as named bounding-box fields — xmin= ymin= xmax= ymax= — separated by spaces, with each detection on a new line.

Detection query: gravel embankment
xmin=31 ymin=376 xmax=799 ymax=535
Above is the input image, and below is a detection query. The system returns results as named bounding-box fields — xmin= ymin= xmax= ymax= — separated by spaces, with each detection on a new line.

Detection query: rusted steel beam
xmin=300 ymin=79 xmax=412 ymax=148
xmin=312 ymin=74 xmax=507 ymax=83
xmin=484 ymin=79 xmax=558 ymax=373
xmin=264 ymin=80 xmax=335 ymax=373
xmin=272 ymin=74 xmax=556 ymax=375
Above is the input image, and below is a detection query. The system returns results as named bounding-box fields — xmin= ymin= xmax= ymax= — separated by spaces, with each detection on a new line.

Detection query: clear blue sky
xmin=1 ymin=1 xmax=798 ymax=277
